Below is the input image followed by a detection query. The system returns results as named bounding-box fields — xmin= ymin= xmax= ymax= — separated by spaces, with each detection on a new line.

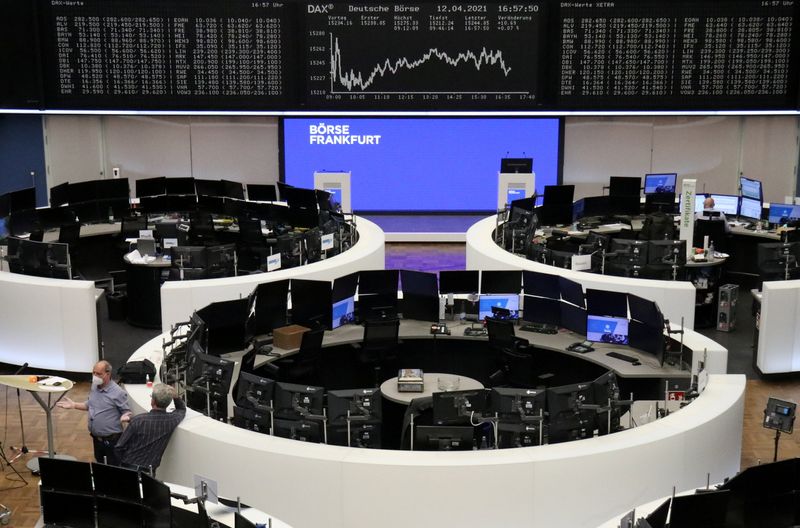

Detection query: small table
xmin=0 ymin=375 xmax=75 ymax=472
xmin=379 ymin=373 xmax=484 ymax=405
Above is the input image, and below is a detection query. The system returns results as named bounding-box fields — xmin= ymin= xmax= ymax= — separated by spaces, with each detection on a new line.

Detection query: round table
xmin=379 ymin=372 xmax=484 ymax=405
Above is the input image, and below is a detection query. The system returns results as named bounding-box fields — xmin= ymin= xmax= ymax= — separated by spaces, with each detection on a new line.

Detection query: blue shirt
xmin=87 ymin=380 xmax=131 ymax=436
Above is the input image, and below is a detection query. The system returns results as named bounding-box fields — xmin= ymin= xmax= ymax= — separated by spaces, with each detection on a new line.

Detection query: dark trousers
xmin=92 ymin=433 xmax=121 ymax=465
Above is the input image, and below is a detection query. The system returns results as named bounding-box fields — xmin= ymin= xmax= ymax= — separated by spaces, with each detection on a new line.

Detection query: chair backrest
xmin=638 ymin=211 xmax=675 ymax=241
xmin=362 ymin=318 xmax=400 ymax=350
xmin=121 ymin=216 xmax=147 ymax=239
xmin=238 ymin=216 xmax=265 ymax=246
xmin=502 ymin=348 xmax=535 ymax=387
xmin=400 ymin=396 xmax=434 ymax=449
xmin=58 ymin=222 xmax=81 ymax=245
xmin=486 ymin=317 xmax=515 ymax=351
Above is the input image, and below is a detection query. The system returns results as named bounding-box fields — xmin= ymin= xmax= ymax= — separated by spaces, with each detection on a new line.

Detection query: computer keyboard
xmin=606 ymin=351 xmax=640 ymax=364
xmin=520 ymin=323 xmax=558 ymax=334
xmin=463 ymin=327 xmax=488 ymax=337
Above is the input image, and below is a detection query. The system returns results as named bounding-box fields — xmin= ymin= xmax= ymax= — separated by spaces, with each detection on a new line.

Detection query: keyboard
xmin=606 ymin=351 xmax=640 ymax=364
xmin=520 ymin=323 xmax=558 ymax=334
xmin=464 ymin=327 xmax=488 ymax=337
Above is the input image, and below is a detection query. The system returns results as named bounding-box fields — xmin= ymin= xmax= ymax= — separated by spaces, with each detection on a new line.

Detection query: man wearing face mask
xmin=57 ymin=360 xmax=132 ymax=465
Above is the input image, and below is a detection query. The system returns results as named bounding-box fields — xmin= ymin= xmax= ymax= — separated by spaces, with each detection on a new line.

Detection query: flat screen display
xmin=478 ymin=294 xmax=519 ymax=321
xmin=282 ymin=118 xmax=561 ymax=212
xmin=768 ymin=203 xmax=800 ymax=224
xmin=331 ymin=296 xmax=355 ymax=329
xmin=739 ymin=197 xmax=762 ymax=220
xmin=644 ymin=173 xmax=677 ymax=194
xmin=740 ymin=176 xmax=763 ymax=200
xmin=695 ymin=194 xmax=739 ymax=216
xmin=586 ymin=315 xmax=629 ymax=345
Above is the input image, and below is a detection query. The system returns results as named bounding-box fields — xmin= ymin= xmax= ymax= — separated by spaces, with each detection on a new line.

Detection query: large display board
xmin=304 ymin=1 xmax=545 ymax=108
xmin=2 ymin=0 xmax=798 ymax=111
xmin=282 ymin=117 xmax=561 ymax=212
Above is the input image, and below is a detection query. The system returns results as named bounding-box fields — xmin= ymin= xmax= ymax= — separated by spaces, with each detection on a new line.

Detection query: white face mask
xmin=92 ymin=375 xmax=104 ymax=387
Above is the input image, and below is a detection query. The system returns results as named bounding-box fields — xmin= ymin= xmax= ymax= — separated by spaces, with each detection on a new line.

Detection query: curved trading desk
xmin=160 ymin=216 xmax=385 ymax=332
xmin=466 ymin=216 xmax=698 ymax=328
xmin=755 ymin=278 xmax=800 ymax=374
xmin=125 ymin=318 xmax=736 ymax=528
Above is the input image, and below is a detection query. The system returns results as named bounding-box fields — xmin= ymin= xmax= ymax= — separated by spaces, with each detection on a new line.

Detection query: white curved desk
xmin=126 ymin=324 xmax=740 ymax=528
xmin=756 ymin=278 xmax=800 ymax=374
xmin=160 ymin=216 xmax=385 ymax=332
xmin=466 ymin=216 xmax=698 ymax=328
xmin=0 ymin=271 xmax=99 ymax=372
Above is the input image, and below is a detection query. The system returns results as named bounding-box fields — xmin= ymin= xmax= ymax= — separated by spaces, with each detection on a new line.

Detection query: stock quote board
xmin=1 ymin=0 xmax=798 ymax=111
xmin=557 ymin=0 xmax=799 ymax=110
xmin=38 ymin=0 xmax=298 ymax=110
xmin=303 ymin=1 xmax=546 ymax=108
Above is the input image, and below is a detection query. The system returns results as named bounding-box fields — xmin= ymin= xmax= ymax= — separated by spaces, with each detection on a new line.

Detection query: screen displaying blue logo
xmin=587 ymin=315 xmax=629 ymax=345
xmin=478 ymin=294 xmax=519 ymax=320
xmin=332 ymin=296 xmax=356 ymax=329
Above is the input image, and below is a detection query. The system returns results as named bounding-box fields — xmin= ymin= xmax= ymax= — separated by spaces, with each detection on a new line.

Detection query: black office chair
xmin=501 ymin=348 xmax=537 ymax=388
xmin=237 ymin=216 xmax=269 ymax=272
xmin=358 ymin=318 xmax=400 ymax=387
xmin=693 ymin=219 xmax=729 ymax=253
xmin=283 ymin=327 xmax=326 ymax=385
xmin=486 ymin=318 xmax=529 ymax=383
xmin=638 ymin=211 xmax=676 ymax=241
xmin=399 ymin=396 xmax=434 ymax=450
xmin=188 ymin=212 xmax=217 ymax=246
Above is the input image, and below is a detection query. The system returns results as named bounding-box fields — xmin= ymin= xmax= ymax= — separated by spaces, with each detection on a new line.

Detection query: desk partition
xmin=160 ymin=216 xmax=385 ymax=332
xmin=0 ymin=271 xmax=99 ymax=372
xmin=756 ymin=279 xmax=800 ymax=374
xmin=466 ymin=216 xmax=697 ymax=328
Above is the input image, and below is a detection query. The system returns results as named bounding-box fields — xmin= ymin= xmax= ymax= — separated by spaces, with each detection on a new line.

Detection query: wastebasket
xmin=106 ymin=291 xmax=128 ymax=321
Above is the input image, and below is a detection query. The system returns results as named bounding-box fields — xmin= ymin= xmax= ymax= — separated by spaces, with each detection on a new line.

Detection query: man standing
xmin=116 ymin=383 xmax=186 ymax=475
xmin=57 ymin=360 xmax=132 ymax=465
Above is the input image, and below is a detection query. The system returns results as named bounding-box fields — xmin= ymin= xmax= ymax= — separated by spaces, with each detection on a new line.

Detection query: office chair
xmin=120 ymin=216 xmax=147 ymax=240
xmin=637 ymin=211 xmax=676 ymax=241
xmin=282 ymin=327 xmax=326 ymax=385
xmin=399 ymin=396 xmax=434 ymax=450
xmin=188 ymin=212 xmax=217 ymax=246
xmin=693 ymin=219 xmax=729 ymax=253
xmin=237 ymin=216 xmax=269 ymax=272
xmin=486 ymin=318 xmax=529 ymax=383
xmin=357 ymin=318 xmax=400 ymax=388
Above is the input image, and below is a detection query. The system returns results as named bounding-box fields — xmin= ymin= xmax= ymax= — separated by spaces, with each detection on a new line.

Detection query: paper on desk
xmin=38 ymin=376 xmax=68 ymax=386
xmin=128 ymin=249 xmax=145 ymax=264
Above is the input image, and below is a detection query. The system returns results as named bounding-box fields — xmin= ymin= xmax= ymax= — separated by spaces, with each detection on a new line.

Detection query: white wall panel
xmin=43 ymin=115 xmax=104 ymax=189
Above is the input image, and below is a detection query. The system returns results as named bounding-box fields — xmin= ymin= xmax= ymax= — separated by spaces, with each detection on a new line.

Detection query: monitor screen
xmin=542 ymin=185 xmax=575 ymax=206
xmin=50 ymin=182 xmax=70 ymax=206
xmin=609 ymin=176 xmax=641 ymax=197
xmin=740 ymin=176 xmax=763 ymax=201
xmin=432 ymin=389 xmax=488 ymax=425
xmin=283 ymin=118 xmax=561 ymax=212
xmin=739 ymin=196 xmax=762 ymax=220
xmin=522 ymin=295 xmax=561 ymax=326
xmin=696 ymin=194 xmax=738 ymax=215
xmin=359 ymin=270 xmax=399 ymax=296
xmin=327 ymin=388 xmax=382 ymax=424
xmin=235 ymin=372 xmax=275 ymax=413
xmin=247 ymin=183 xmax=277 ymax=202
xmin=644 ymin=173 xmax=677 ymax=194
xmin=438 ymin=270 xmax=479 ymax=294
xmin=400 ymin=270 xmax=438 ymax=297
xmin=586 ymin=315 xmax=629 ymax=345
xmin=136 ymin=177 xmax=166 ymax=198
xmin=165 ymin=177 xmax=195 ymax=196
xmin=585 ymin=289 xmax=628 ymax=318
xmin=500 ymin=157 xmax=533 ymax=173
xmin=522 ymin=270 xmax=560 ymax=299
xmin=768 ymin=203 xmax=800 ymax=224
xmin=332 ymin=296 xmax=356 ymax=329
xmin=194 ymin=179 xmax=223 ymax=197
xmin=290 ymin=279 xmax=332 ymax=329
xmin=402 ymin=294 xmax=439 ymax=322
xmin=332 ymin=272 xmax=359 ymax=302
xmin=274 ymin=382 xmax=325 ymax=420
xmin=627 ymin=294 xmax=663 ymax=328
xmin=480 ymin=270 xmax=522 ymax=294
xmin=221 ymin=179 xmax=245 ymax=200
xmin=558 ymin=277 xmax=585 ymax=308
xmin=560 ymin=302 xmax=587 ymax=335
xmin=478 ymin=294 xmax=519 ymax=321
xmin=413 ymin=425 xmax=474 ymax=451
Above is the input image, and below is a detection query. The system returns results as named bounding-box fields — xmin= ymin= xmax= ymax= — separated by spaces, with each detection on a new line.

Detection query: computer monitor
xmin=221 ymin=179 xmax=245 ymax=200
xmin=644 ymin=192 xmax=677 ymax=214
xmin=546 ymin=382 xmax=596 ymax=444
xmin=235 ymin=513 xmax=258 ymax=528
xmin=189 ymin=353 xmax=235 ymax=420
xmin=359 ymin=270 xmax=399 ymax=296
xmin=644 ymin=173 xmax=677 ymax=194
xmin=500 ymin=157 xmax=533 ymax=173
xmin=327 ymin=388 xmax=382 ymax=424
xmin=332 ymin=272 xmax=359 ymax=302
xmin=739 ymin=197 xmax=762 ymax=220
xmin=247 ymin=183 xmax=277 ymax=202
xmin=196 ymin=298 xmax=249 ymax=355
xmin=50 ymin=182 xmax=70 ymax=206
xmin=358 ymin=293 xmax=399 ymax=321
xmin=757 ymin=242 xmax=800 ymax=269
xmin=522 ymin=295 xmax=561 ymax=326
xmin=609 ymin=194 xmax=642 ymax=216
xmin=669 ymin=490 xmax=731 ymax=528
xmin=165 ymin=177 xmax=196 ymax=196
xmin=647 ymin=240 xmax=686 ymax=267
xmin=235 ymin=372 xmax=275 ymax=413
xmin=273 ymin=382 xmax=325 ymax=420
xmin=592 ymin=371 xmax=626 ymax=435
xmin=522 ymin=270 xmax=560 ymax=299
xmin=609 ymin=176 xmax=641 ymax=197
xmin=768 ymin=203 xmax=800 ymax=225
xmin=273 ymin=418 xmax=323 ymax=443
xmin=290 ymin=278 xmax=332 ymax=329
xmin=558 ymin=276 xmax=585 ymax=308
xmin=629 ymin=320 xmax=665 ymax=365
xmin=585 ymin=289 xmax=628 ymax=317
xmin=740 ymin=176 xmax=763 ymax=201
xmin=413 ymin=425 xmax=474 ymax=451
xmin=41 ymin=491 xmax=95 ymax=528
xmin=610 ymin=239 xmax=649 ymax=266
xmin=401 ymin=294 xmax=439 ymax=322
xmin=627 ymin=294 xmax=664 ymax=328
xmin=328 ymin=421 xmax=382 ymax=448
xmin=39 ymin=457 xmax=93 ymax=493
xmin=497 ymin=422 xmax=541 ymax=448
xmin=560 ymin=302 xmax=587 ymax=335
xmin=432 ymin=389 xmax=488 ymax=425
xmin=438 ymin=270 xmax=479 ymax=294
xmin=92 ymin=462 xmax=141 ymax=500
xmin=644 ymin=498 xmax=670 ymax=528
xmin=478 ymin=294 xmax=519 ymax=321
xmin=490 ymin=387 xmax=546 ymax=420
xmin=194 ymin=179 xmax=223 ymax=197
xmin=543 ymin=185 xmax=575 ymax=206
xmin=232 ymin=406 xmax=272 ymax=434
xmin=540 ymin=203 xmax=574 ymax=226
xmin=331 ymin=296 xmax=356 ymax=329
xmin=586 ymin=315 xmax=629 ymax=345
xmin=141 ymin=473 xmax=172 ymax=528
xmin=480 ymin=270 xmax=522 ymax=294
xmin=251 ymin=279 xmax=290 ymax=334
xmin=697 ymin=194 xmax=739 ymax=216
xmin=170 ymin=245 xmax=207 ymax=269
xmin=400 ymin=270 xmax=438 ymax=297
xmin=136 ymin=177 xmax=166 ymax=197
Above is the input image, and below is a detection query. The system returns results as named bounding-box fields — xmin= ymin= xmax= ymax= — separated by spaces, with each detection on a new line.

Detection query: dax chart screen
xmin=304 ymin=2 xmax=546 ymax=108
